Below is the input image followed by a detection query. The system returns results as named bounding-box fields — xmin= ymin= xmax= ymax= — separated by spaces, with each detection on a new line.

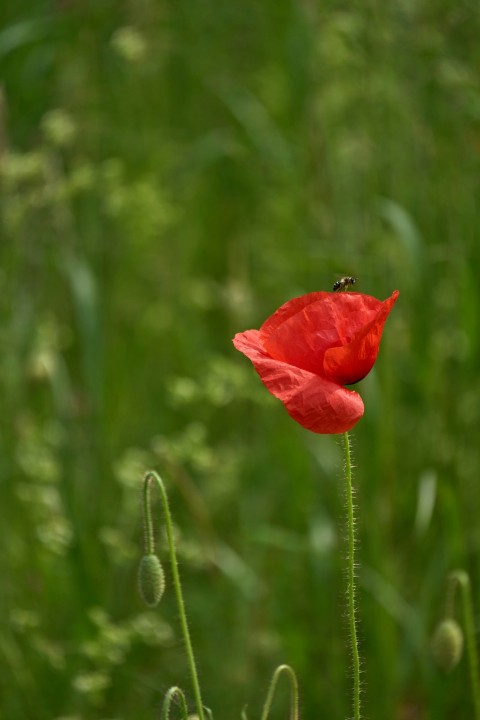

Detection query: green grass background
xmin=1 ymin=0 xmax=480 ymax=718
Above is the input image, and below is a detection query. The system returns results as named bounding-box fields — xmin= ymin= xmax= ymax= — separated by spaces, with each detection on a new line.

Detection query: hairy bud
xmin=431 ymin=618 xmax=464 ymax=672
xmin=138 ymin=554 xmax=165 ymax=607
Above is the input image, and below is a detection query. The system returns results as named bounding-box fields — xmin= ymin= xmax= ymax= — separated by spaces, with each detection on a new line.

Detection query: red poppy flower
xmin=233 ymin=290 xmax=399 ymax=434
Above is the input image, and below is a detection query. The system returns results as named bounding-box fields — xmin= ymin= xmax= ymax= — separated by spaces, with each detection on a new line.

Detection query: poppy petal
xmin=323 ymin=290 xmax=399 ymax=385
xmin=259 ymin=291 xmax=393 ymax=375
xmin=233 ymin=329 xmax=364 ymax=433
xmin=259 ymin=294 xmax=347 ymax=374
xmin=260 ymin=292 xmax=330 ymax=336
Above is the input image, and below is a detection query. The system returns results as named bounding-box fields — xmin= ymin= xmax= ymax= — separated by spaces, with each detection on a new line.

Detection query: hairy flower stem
xmin=343 ymin=431 xmax=361 ymax=720
xmin=143 ymin=471 xmax=206 ymax=720
xmin=448 ymin=570 xmax=480 ymax=719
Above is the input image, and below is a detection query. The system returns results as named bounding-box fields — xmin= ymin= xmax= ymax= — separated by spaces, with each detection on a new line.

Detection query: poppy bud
xmin=138 ymin=554 xmax=165 ymax=607
xmin=431 ymin=618 xmax=464 ymax=672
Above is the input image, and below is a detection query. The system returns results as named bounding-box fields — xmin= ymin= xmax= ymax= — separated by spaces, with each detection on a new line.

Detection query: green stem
xmin=343 ymin=431 xmax=361 ymax=720
xmin=142 ymin=474 xmax=155 ymax=555
xmin=449 ymin=570 xmax=480 ymax=720
xmin=161 ymin=687 xmax=189 ymax=720
xmin=260 ymin=664 xmax=299 ymax=720
xmin=143 ymin=471 xmax=206 ymax=720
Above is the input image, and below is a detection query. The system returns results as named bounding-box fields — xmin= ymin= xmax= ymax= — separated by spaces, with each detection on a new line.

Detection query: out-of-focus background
xmin=1 ymin=1 xmax=479 ymax=718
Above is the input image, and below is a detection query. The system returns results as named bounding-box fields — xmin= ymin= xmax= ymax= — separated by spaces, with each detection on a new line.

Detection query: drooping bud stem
xmin=445 ymin=570 xmax=480 ymax=720
xmin=260 ymin=664 xmax=299 ymax=720
xmin=161 ymin=686 xmax=189 ymax=720
xmin=141 ymin=471 xmax=206 ymax=720
xmin=138 ymin=475 xmax=166 ymax=607
xmin=142 ymin=471 xmax=156 ymax=556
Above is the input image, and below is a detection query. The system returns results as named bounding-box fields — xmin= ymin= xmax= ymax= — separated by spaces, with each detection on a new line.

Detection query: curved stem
xmin=143 ymin=471 xmax=206 ymax=720
xmin=161 ymin=686 xmax=189 ymax=720
xmin=343 ymin=431 xmax=361 ymax=720
xmin=260 ymin=664 xmax=299 ymax=720
xmin=142 ymin=472 xmax=155 ymax=555
xmin=449 ymin=570 xmax=480 ymax=720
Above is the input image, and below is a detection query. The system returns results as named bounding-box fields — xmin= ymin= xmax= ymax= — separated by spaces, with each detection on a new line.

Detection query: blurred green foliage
xmin=1 ymin=0 xmax=480 ymax=718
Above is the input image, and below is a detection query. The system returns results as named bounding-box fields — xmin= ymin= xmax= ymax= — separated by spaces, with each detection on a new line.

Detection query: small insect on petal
xmin=333 ymin=276 xmax=357 ymax=292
